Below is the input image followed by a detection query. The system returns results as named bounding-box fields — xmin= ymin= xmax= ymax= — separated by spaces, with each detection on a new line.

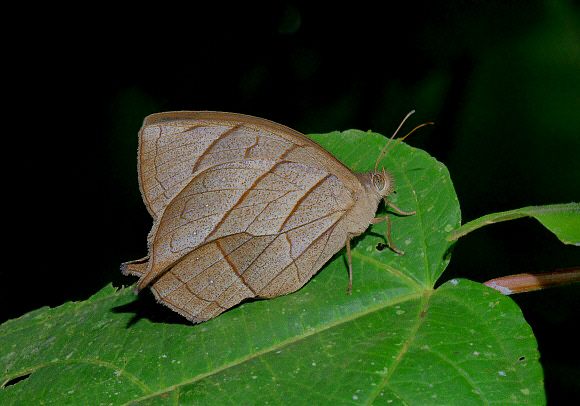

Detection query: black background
xmin=3 ymin=2 xmax=579 ymax=401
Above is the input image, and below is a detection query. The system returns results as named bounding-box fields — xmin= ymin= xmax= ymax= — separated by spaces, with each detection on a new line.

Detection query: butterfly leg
xmin=385 ymin=200 xmax=416 ymax=217
xmin=345 ymin=234 xmax=353 ymax=295
xmin=373 ymin=201 xmax=416 ymax=255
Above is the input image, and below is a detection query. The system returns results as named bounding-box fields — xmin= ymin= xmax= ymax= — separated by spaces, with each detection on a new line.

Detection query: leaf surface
xmin=0 ymin=130 xmax=544 ymax=404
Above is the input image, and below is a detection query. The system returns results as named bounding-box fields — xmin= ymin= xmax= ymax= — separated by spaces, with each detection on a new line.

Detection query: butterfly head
xmin=371 ymin=167 xmax=395 ymax=199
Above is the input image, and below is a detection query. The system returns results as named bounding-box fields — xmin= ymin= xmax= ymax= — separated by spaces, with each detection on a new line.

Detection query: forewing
xmin=137 ymin=111 xmax=357 ymax=220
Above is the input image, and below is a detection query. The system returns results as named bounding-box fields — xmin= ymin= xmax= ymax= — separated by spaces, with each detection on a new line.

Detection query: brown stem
xmin=483 ymin=266 xmax=580 ymax=295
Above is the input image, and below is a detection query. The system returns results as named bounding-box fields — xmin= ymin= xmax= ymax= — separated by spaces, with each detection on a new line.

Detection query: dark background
xmin=4 ymin=1 xmax=579 ymax=401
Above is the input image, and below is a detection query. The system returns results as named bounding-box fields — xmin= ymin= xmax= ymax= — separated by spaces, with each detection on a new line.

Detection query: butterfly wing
xmin=136 ymin=111 xmax=358 ymax=219
xmin=124 ymin=111 xmax=375 ymax=322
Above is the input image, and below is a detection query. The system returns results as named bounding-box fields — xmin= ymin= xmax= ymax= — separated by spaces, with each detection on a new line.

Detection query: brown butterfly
xmin=122 ymin=111 xmax=424 ymax=322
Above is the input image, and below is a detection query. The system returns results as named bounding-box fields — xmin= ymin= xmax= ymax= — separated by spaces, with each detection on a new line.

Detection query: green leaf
xmin=447 ymin=203 xmax=580 ymax=245
xmin=1 ymin=130 xmax=544 ymax=404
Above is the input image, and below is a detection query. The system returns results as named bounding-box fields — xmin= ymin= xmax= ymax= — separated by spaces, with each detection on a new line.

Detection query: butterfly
xmin=122 ymin=111 xmax=423 ymax=322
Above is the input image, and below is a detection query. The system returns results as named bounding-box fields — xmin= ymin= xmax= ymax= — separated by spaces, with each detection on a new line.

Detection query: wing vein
xmin=216 ymin=239 xmax=257 ymax=295
xmin=278 ymin=174 xmax=332 ymax=233
xmin=190 ymin=124 xmax=242 ymax=174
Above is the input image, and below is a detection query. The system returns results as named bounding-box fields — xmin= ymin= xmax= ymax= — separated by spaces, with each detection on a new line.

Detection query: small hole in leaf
xmin=518 ymin=356 xmax=526 ymax=362
xmin=376 ymin=242 xmax=388 ymax=251
xmin=3 ymin=373 xmax=31 ymax=388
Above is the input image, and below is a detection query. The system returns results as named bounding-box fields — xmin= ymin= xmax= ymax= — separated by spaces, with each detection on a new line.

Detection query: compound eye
xmin=372 ymin=173 xmax=386 ymax=191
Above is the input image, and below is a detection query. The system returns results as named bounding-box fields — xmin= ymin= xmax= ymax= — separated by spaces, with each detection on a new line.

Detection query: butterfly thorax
xmin=344 ymin=170 xmax=394 ymax=236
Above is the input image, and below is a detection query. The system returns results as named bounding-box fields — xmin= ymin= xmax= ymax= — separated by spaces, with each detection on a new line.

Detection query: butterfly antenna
xmin=374 ymin=111 xmax=434 ymax=172
xmin=375 ymin=110 xmax=415 ymax=173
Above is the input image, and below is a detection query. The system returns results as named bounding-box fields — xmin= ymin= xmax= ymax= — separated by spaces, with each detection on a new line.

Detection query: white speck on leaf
xmin=375 ymin=366 xmax=389 ymax=375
